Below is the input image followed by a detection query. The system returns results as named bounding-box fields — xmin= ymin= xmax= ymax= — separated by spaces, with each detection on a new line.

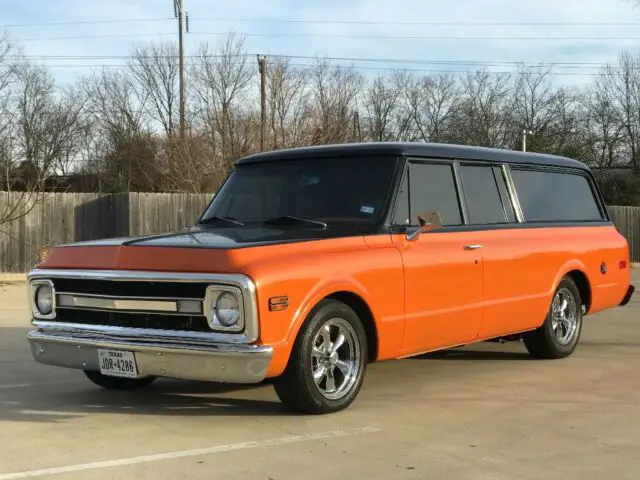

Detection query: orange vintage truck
xmin=26 ymin=142 xmax=634 ymax=414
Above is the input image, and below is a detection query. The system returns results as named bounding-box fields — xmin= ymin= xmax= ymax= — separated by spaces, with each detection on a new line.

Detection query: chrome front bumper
xmin=27 ymin=326 xmax=273 ymax=384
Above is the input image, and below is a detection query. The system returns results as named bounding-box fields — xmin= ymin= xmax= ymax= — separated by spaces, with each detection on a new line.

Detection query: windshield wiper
xmin=199 ymin=215 xmax=245 ymax=227
xmin=261 ymin=215 xmax=327 ymax=229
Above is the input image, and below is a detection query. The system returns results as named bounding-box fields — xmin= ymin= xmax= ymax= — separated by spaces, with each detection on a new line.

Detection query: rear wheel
xmin=273 ymin=299 xmax=368 ymax=414
xmin=523 ymin=277 xmax=583 ymax=359
xmin=83 ymin=370 xmax=156 ymax=390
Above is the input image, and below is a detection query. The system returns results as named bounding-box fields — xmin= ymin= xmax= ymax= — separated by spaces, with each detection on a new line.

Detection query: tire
xmin=83 ymin=370 xmax=157 ymax=390
xmin=523 ymin=277 xmax=583 ymax=359
xmin=273 ymin=299 xmax=368 ymax=414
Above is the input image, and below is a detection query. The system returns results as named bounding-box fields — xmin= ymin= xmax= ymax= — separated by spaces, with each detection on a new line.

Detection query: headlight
xmin=29 ymin=279 xmax=56 ymax=319
xmin=36 ymin=284 xmax=53 ymax=315
xmin=215 ymin=292 xmax=241 ymax=326
xmin=203 ymin=286 xmax=244 ymax=332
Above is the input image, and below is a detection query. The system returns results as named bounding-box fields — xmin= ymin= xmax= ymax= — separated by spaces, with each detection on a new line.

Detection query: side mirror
xmin=406 ymin=210 xmax=442 ymax=241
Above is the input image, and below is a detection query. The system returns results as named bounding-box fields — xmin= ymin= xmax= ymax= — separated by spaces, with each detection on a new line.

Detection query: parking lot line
xmin=0 ymin=426 xmax=382 ymax=479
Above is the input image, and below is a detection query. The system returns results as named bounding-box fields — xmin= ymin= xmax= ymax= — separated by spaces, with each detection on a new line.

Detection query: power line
xmin=15 ymin=54 xmax=632 ymax=72
xmin=15 ymin=31 xmax=640 ymax=42
xmin=5 ymin=53 xmax=624 ymax=66
xmin=16 ymin=33 xmax=176 ymax=42
xmin=198 ymin=17 xmax=640 ymax=27
xmin=4 ymin=16 xmax=640 ymax=28
xmin=29 ymin=60 xmax=618 ymax=71
xmin=189 ymin=32 xmax=640 ymax=40
xmin=10 ymin=53 xmax=632 ymax=69
xmin=29 ymin=62 xmax=623 ymax=76
xmin=267 ymin=55 xmax=621 ymax=68
xmin=0 ymin=17 xmax=174 ymax=28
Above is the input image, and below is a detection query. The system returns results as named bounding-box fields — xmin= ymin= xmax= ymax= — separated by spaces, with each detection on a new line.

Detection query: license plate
xmin=97 ymin=349 xmax=139 ymax=378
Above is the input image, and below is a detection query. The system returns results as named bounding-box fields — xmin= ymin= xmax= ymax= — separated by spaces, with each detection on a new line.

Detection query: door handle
xmin=463 ymin=244 xmax=483 ymax=250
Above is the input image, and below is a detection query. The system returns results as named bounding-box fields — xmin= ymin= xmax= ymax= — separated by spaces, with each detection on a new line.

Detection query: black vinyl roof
xmin=236 ymin=142 xmax=589 ymax=171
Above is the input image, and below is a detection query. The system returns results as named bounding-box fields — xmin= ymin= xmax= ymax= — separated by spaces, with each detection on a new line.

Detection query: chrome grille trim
xmin=55 ymin=292 xmax=203 ymax=315
xmin=27 ymin=269 xmax=260 ymax=344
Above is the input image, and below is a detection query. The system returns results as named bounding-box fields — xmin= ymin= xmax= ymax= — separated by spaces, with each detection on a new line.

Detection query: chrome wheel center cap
xmin=328 ymin=351 xmax=339 ymax=366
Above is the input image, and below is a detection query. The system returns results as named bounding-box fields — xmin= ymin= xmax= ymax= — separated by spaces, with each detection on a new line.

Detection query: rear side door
xmin=456 ymin=162 xmax=526 ymax=339
xmin=390 ymin=158 xmax=484 ymax=355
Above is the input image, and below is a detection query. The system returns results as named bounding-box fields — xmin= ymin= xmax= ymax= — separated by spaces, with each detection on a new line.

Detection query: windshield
xmin=199 ymin=156 xmax=398 ymax=232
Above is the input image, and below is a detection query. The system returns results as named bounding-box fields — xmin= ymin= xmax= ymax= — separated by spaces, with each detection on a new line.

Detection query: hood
xmin=36 ymin=225 xmax=365 ymax=273
xmin=57 ymin=224 xmax=332 ymax=249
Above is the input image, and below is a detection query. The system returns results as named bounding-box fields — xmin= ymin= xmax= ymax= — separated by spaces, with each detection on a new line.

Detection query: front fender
xmin=264 ymin=277 xmax=375 ymax=379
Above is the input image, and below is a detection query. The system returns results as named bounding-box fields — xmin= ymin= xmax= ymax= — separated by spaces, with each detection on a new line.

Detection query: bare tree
xmin=1 ymin=50 xmax=85 ymax=228
xmin=191 ymin=33 xmax=255 ymax=171
xmin=129 ymin=42 xmax=180 ymax=137
xmin=307 ymin=59 xmax=363 ymax=144
xmin=451 ymin=70 xmax=513 ymax=148
xmin=395 ymin=72 xmax=460 ymax=142
xmin=583 ymin=81 xmax=626 ymax=168
xmin=596 ymin=51 xmax=640 ymax=170
xmin=363 ymin=73 xmax=401 ymax=141
xmin=81 ymin=68 xmax=154 ymax=191
xmin=267 ymin=58 xmax=311 ymax=148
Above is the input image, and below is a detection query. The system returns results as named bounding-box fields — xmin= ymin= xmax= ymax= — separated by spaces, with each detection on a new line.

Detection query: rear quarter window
xmin=510 ymin=168 xmax=604 ymax=222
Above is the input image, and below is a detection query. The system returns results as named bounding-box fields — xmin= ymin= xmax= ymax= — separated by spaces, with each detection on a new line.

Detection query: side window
xmin=408 ymin=162 xmax=462 ymax=226
xmin=511 ymin=168 xmax=604 ymax=222
xmin=460 ymin=164 xmax=515 ymax=224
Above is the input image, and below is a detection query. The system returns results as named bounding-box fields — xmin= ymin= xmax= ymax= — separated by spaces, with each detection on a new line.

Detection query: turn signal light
xmin=619 ymin=260 xmax=628 ymax=269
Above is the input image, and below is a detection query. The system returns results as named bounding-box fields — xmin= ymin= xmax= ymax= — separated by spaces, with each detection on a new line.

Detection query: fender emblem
xmin=600 ymin=262 xmax=607 ymax=274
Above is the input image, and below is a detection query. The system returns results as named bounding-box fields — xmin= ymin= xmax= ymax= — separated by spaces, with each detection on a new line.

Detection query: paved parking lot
xmin=1 ymin=274 xmax=639 ymax=479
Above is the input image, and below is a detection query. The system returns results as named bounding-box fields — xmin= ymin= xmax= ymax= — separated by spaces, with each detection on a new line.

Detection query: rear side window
xmin=511 ymin=168 xmax=604 ymax=222
xmin=408 ymin=162 xmax=462 ymax=226
xmin=460 ymin=165 xmax=516 ymax=224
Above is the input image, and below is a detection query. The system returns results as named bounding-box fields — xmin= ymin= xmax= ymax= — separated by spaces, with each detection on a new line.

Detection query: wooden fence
xmin=607 ymin=206 xmax=640 ymax=264
xmin=0 ymin=192 xmax=212 ymax=272
xmin=0 ymin=193 xmax=639 ymax=272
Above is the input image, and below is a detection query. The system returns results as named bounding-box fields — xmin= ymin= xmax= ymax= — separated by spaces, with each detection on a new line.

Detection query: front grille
xmin=46 ymin=277 xmax=214 ymax=333
xmin=52 ymin=278 xmax=208 ymax=299
xmin=53 ymin=309 xmax=210 ymax=332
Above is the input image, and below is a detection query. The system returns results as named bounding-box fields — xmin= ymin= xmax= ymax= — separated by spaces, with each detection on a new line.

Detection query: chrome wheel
xmin=551 ymin=287 xmax=579 ymax=346
xmin=311 ymin=318 xmax=362 ymax=400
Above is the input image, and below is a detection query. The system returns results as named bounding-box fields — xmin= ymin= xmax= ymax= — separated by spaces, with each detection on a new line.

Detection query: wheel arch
xmin=552 ymin=261 xmax=592 ymax=314
xmin=324 ymin=291 xmax=379 ymax=363
xmin=565 ymin=270 xmax=592 ymax=314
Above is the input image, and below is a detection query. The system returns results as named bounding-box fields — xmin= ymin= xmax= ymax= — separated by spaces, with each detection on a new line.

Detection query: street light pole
xmin=522 ymin=129 xmax=533 ymax=152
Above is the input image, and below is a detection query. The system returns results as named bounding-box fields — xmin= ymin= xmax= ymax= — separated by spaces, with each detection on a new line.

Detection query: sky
xmin=2 ymin=0 xmax=640 ymax=87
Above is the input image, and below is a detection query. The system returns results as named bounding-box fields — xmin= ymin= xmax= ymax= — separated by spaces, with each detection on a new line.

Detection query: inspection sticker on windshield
xmin=360 ymin=206 xmax=375 ymax=214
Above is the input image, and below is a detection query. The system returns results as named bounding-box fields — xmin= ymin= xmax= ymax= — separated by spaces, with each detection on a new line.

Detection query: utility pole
xmin=173 ymin=0 xmax=189 ymax=138
xmin=522 ymin=129 xmax=533 ymax=152
xmin=257 ymin=55 xmax=267 ymax=151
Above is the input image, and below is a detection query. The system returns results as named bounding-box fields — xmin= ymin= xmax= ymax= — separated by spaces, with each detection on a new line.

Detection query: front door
xmin=391 ymin=159 xmax=484 ymax=355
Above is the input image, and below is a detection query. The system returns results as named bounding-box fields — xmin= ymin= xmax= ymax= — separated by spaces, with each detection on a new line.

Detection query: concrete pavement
xmin=0 ymin=277 xmax=638 ymax=479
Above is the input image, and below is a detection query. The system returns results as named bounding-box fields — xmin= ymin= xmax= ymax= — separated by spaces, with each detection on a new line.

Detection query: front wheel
xmin=273 ymin=299 xmax=368 ymax=414
xmin=523 ymin=277 xmax=583 ymax=359
xmin=83 ymin=370 xmax=157 ymax=390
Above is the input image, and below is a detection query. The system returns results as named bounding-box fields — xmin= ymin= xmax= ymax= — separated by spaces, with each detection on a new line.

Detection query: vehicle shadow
xmin=412 ymin=346 xmax=533 ymax=361
xmin=0 ymin=327 xmax=294 ymax=423
xmin=0 ymin=377 xmax=294 ymax=424
xmin=3 ymin=324 xmax=631 ymax=424
xmin=0 ymin=347 xmax=531 ymax=424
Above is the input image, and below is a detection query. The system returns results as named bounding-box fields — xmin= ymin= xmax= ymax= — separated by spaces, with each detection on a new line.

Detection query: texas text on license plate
xmin=97 ymin=349 xmax=139 ymax=378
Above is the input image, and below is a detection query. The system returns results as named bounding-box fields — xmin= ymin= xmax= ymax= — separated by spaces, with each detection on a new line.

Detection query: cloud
xmin=2 ymin=0 xmax=638 ymax=87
